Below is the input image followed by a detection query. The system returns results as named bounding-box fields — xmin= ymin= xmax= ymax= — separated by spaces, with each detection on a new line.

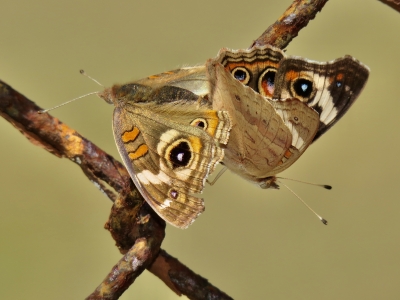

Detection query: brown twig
xmin=0 ymin=78 xmax=166 ymax=292
xmin=379 ymin=0 xmax=400 ymax=13
xmin=0 ymin=0 xmax=330 ymax=298
xmin=0 ymin=80 xmax=129 ymax=201
xmin=251 ymin=0 xmax=329 ymax=49
xmin=86 ymin=237 xmax=162 ymax=300
xmin=148 ymin=250 xmax=233 ymax=300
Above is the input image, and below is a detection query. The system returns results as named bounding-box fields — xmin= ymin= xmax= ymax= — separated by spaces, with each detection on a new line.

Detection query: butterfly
xmin=98 ymin=83 xmax=231 ymax=229
xmin=207 ymin=45 xmax=369 ymax=187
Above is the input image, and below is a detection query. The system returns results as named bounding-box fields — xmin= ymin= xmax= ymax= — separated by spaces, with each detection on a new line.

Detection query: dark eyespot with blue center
xmin=169 ymin=141 xmax=191 ymax=168
xmin=231 ymin=67 xmax=250 ymax=85
xmin=336 ymin=81 xmax=342 ymax=88
xmin=259 ymin=69 xmax=276 ymax=97
xmin=293 ymin=78 xmax=313 ymax=98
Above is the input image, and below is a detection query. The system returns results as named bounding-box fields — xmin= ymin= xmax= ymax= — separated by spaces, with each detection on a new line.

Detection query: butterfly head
xmin=98 ymin=87 xmax=114 ymax=105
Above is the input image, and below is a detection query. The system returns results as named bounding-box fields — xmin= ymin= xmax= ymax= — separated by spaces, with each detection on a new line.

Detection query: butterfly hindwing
xmin=207 ymin=59 xmax=297 ymax=184
xmin=215 ymin=45 xmax=284 ymax=98
xmin=207 ymin=54 xmax=320 ymax=188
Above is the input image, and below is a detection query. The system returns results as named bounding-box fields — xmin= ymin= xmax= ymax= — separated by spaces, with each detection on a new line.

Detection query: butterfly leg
xmin=207 ymin=166 xmax=228 ymax=186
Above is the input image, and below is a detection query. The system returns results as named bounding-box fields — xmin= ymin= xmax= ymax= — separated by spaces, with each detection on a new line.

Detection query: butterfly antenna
xmin=276 ymin=177 xmax=332 ymax=190
xmin=278 ymin=180 xmax=328 ymax=225
xmin=38 ymin=70 xmax=104 ymax=114
xmin=80 ymin=69 xmax=105 ymax=87
xmin=38 ymin=91 xmax=99 ymax=114
xmin=207 ymin=167 xmax=227 ymax=186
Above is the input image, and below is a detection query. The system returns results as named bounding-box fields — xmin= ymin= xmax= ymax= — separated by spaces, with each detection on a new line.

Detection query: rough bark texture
xmin=86 ymin=238 xmax=162 ymax=300
xmin=251 ymin=0 xmax=329 ymax=49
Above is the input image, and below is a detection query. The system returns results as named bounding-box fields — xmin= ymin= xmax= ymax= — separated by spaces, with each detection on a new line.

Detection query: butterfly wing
xmin=207 ymin=59 xmax=293 ymax=184
xmin=207 ymin=60 xmax=319 ymax=188
xmin=215 ymin=45 xmax=285 ymax=98
xmin=109 ymin=85 xmax=231 ymax=228
xmin=269 ymin=98 xmax=319 ymax=175
xmin=273 ymin=56 xmax=370 ymax=141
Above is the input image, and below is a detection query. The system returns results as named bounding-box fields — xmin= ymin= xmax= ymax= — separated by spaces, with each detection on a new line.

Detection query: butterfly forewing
xmin=269 ymin=98 xmax=319 ymax=174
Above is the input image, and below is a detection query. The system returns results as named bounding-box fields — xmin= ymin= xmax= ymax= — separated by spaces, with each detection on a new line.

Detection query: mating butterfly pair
xmin=98 ymin=45 xmax=369 ymax=228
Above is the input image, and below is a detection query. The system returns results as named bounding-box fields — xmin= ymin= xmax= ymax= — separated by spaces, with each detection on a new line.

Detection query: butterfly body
xmin=135 ymin=65 xmax=209 ymax=98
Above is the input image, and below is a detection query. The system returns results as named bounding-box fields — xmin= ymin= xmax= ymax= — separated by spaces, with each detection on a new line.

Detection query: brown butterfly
xmin=98 ymin=84 xmax=231 ymax=228
xmin=207 ymin=45 xmax=369 ymax=188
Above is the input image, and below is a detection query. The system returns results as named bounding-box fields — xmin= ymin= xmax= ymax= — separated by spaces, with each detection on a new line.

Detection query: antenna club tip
xmin=321 ymin=218 xmax=328 ymax=225
xmin=79 ymin=69 xmax=85 ymax=74
xmin=324 ymin=185 xmax=332 ymax=190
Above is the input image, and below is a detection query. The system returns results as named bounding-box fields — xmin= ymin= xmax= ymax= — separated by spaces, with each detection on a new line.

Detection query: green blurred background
xmin=1 ymin=0 xmax=400 ymax=299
